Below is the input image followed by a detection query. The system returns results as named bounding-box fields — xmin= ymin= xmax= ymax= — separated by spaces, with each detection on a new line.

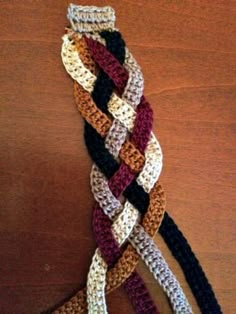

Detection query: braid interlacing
xmin=53 ymin=4 xmax=222 ymax=314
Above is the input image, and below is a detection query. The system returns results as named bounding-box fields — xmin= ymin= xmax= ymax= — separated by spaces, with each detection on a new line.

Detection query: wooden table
xmin=0 ymin=1 xmax=235 ymax=313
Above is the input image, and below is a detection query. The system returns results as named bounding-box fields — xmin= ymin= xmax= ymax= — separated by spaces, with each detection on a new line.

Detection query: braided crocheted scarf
xmin=49 ymin=4 xmax=222 ymax=314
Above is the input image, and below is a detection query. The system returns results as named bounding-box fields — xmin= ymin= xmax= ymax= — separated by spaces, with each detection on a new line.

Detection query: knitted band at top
xmin=51 ymin=4 xmax=222 ymax=314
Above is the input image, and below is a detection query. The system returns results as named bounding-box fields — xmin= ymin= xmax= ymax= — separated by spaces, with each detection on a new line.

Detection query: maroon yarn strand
xmin=84 ymin=35 xmax=154 ymax=153
xmin=108 ymin=163 xmax=135 ymax=198
xmin=88 ymin=36 xmax=159 ymax=313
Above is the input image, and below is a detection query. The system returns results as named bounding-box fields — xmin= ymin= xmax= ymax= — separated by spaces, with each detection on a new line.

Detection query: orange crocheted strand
xmin=74 ymin=82 xmax=112 ymax=137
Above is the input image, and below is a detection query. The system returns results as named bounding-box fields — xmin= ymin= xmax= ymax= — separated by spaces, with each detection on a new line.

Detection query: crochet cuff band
xmin=68 ymin=3 xmax=115 ymax=32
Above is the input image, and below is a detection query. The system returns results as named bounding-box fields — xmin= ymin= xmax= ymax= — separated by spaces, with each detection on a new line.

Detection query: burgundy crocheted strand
xmin=108 ymin=163 xmax=135 ymax=198
xmin=88 ymin=36 xmax=159 ymax=313
xmin=84 ymin=36 xmax=153 ymax=153
xmin=84 ymin=35 xmax=129 ymax=93
xmin=84 ymin=35 xmax=153 ymax=153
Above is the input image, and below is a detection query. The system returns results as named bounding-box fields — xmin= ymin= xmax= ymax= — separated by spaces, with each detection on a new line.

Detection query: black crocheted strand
xmin=83 ymin=31 xmax=222 ymax=314
xmin=160 ymin=213 xmax=222 ymax=313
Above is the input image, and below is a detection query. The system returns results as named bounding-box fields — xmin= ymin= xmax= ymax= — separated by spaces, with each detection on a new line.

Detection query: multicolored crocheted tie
xmin=52 ymin=4 xmax=222 ymax=314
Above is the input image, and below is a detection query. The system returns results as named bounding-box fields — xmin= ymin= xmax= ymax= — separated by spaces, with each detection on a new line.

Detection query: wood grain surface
xmin=0 ymin=1 xmax=235 ymax=313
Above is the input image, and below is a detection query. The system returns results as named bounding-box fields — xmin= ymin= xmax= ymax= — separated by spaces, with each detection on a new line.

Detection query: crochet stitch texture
xmin=53 ymin=4 xmax=222 ymax=314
